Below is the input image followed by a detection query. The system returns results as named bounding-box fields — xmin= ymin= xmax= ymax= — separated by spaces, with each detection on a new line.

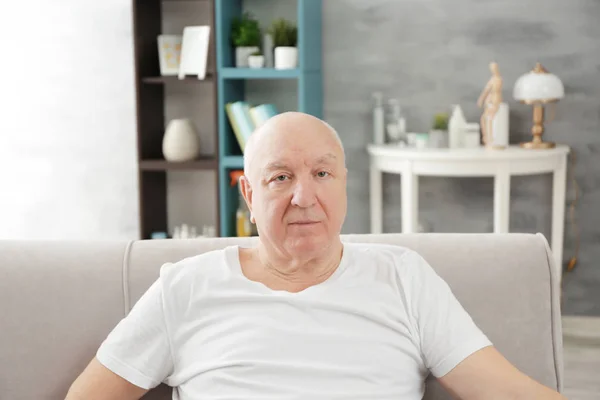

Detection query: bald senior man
xmin=66 ymin=112 xmax=566 ymax=400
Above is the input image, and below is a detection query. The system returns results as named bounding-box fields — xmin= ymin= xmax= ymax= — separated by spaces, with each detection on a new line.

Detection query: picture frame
xmin=178 ymin=26 xmax=211 ymax=80
xmin=157 ymin=35 xmax=182 ymax=76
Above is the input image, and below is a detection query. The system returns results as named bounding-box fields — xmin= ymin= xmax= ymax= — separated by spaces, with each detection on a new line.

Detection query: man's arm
xmin=437 ymin=346 xmax=567 ymax=400
xmin=65 ymin=357 xmax=148 ymax=400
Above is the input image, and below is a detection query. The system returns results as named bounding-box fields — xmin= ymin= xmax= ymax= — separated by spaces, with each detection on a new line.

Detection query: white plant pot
xmin=429 ymin=129 xmax=448 ymax=148
xmin=248 ymin=55 xmax=265 ymax=69
xmin=235 ymin=46 xmax=259 ymax=68
xmin=162 ymin=119 xmax=200 ymax=162
xmin=274 ymin=46 xmax=297 ymax=69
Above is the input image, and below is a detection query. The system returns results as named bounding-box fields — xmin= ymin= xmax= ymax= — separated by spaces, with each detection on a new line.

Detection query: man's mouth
xmin=289 ymin=220 xmax=320 ymax=225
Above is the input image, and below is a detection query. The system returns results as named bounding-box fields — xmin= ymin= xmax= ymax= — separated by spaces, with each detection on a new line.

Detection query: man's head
xmin=239 ymin=112 xmax=347 ymax=260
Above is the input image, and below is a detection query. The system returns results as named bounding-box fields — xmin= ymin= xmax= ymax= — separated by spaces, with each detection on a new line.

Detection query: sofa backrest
xmin=0 ymin=233 xmax=563 ymax=400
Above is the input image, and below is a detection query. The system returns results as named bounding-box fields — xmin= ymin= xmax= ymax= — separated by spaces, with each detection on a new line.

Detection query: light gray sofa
xmin=1 ymin=233 xmax=564 ymax=400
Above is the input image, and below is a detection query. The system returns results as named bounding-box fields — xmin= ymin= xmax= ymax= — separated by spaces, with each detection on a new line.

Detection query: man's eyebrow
xmin=262 ymin=153 xmax=337 ymax=173
xmin=315 ymin=153 xmax=337 ymax=164
xmin=263 ymin=161 xmax=289 ymax=173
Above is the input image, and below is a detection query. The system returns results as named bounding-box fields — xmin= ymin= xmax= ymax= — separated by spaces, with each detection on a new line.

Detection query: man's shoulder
xmin=158 ymin=245 xmax=235 ymax=287
xmin=344 ymin=241 xmax=423 ymax=269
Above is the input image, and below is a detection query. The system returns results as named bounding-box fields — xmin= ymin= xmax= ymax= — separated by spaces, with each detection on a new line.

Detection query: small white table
xmin=368 ymin=144 xmax=570 ymax=272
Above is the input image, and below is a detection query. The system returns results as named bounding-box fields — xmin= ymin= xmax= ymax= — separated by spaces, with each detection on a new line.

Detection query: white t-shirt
xmin=97 ymin=242 xmax=492 ymax=399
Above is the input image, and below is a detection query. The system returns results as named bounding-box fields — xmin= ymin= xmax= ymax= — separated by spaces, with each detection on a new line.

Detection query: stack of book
xmin=225 ymin=102 xmax=279 ymax=153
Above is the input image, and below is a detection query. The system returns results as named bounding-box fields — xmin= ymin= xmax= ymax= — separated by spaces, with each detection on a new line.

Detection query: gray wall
xmin=324 ymin=0 xmax=600 ymax=316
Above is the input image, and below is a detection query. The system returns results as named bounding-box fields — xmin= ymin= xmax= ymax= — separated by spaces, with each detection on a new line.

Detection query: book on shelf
xmin=225 ymin=102 xmax=279 ymax=153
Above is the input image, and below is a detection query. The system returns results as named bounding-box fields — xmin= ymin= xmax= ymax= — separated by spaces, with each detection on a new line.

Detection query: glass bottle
xmin=230 ymin=170 xmax=252 ymax=237
xmin=236 ymin=186 xmax=252 ymax=237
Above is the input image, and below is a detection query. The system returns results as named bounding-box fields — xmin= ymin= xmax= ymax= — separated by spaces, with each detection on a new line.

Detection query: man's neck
xmin=241 ymin=241 xmax=344 ymax=293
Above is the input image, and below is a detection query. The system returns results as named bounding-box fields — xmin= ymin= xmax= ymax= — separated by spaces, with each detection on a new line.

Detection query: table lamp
xmin=513 ymin=62 xmax=564 ymax=149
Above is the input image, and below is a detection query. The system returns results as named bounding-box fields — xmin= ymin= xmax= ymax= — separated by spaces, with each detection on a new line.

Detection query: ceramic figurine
xmin=477 ymin=62 xmax=503 ymax=147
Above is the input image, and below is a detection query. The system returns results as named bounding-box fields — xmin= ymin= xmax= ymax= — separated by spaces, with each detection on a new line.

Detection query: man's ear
xmin=238 ymin=175 xmax=253 ymax=217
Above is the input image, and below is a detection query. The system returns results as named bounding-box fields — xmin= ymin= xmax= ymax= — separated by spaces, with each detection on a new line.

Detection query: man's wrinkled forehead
xmin=259 ymin=152 xmax=338 ymax=175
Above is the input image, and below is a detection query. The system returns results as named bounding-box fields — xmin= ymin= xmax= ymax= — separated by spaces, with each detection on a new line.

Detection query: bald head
xmin=243 ymin=112 xmax=345 ymax=179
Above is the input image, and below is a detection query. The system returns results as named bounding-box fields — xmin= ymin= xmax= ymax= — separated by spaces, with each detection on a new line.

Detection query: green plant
xmin=432 ymin=112 xmax=449 ymax=131
xmin=268 ymin=18 xmax=297 ymax=47
xmin=231 ymin=12 xmax=261 ymax=47
xmin=250 ymin=50 xmax=262 ymax=57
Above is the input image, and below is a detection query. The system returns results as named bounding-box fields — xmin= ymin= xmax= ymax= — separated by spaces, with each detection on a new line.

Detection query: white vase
xmin=235 ymin=46 xmax=259 ymax=68
xmin=248 ymin=55 xmax=264 ymax=69
xmin=162 ymin=119 xmax=200 ymax=162
xmin=487 ymin=102 xmax=510 ymax=149
xmin=274 ymin=46 xmax=297 ymax=69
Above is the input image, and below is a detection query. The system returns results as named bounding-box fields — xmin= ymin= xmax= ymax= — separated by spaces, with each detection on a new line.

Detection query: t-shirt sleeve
xmin=403 ymin=250 xmax=493 ymax=378
xmin=96 ymin=265 xmax=174 ymax=390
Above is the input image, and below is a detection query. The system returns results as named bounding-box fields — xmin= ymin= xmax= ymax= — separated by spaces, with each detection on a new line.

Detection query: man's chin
xmin=285 ymin=235 xmax=326 ymax=253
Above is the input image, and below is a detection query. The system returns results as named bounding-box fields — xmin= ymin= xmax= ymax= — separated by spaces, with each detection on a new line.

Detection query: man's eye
xmin=275 ymin=175 xmax=288 ymax=182
xmin=317 ymin=171 xmax=329 ymax=178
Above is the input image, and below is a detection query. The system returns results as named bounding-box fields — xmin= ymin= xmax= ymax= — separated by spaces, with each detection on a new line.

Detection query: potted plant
xmin=430 ymin=112 xmax=449 ymax=148
xmin=231 ymin=12 xmax=261 ymax=68
xmin=268 ymin=18 xmax=297 ymax=69
xmin=248 ymin=51 xmax=265 ymax=69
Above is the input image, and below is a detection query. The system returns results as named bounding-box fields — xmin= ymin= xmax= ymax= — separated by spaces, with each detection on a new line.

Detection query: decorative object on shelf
xmin=463 ymin=123 xmax=482 ymax=148
xmin=178 ymin=26 xmax=211 ymax=80
xmin=201 ymin=225 xmax=217 ymax=238
xmin=162 ymin=119 xmax=200 ymax=162
xmin=157 ymin=35 xmax=182 ymax=76
xmin=448 ymin=104 xmax=467 ymax=148
xmin=269 ymin=18 xmax=298 ymax=69
xmin=386 ymin=98 xmax=407 ymax=145
xmin=429 ymin=112 xmax=449 ymax=148
xmin=414 ymin=133 xmax=429 ymax=149
xmin=230 ymin=170 xmax=253 ymax=237
xmin=248 ymin=51 xmax=265 ymax=69
xmin=171 ymin=224 xmax=215 ymax=239
xmin=372 ymin=92 xmax=385 ymax=145
xmin=231 ymin=12 xmax=261 ymax=68
xmin=263 ymin=33 xmax=274 ymax=67
xmin=477 ymin=62 xmax=509 ymax=149
xmin=513 ymin=62 xmax=565 ymax=149
xmin=487 ymin=103 xmax=509 ymax=149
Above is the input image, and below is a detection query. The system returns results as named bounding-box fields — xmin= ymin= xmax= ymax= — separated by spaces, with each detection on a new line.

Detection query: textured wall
xmin=323 ymin=0 xmax=600 ymax=316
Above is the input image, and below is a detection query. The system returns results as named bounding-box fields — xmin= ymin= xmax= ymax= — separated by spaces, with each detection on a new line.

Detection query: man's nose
xmin=291 ymin=178 xmax=317 ymax=208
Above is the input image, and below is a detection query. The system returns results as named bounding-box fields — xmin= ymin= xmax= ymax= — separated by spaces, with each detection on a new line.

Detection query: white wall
xmin=0 ymin=1 xmax=139 ymax=240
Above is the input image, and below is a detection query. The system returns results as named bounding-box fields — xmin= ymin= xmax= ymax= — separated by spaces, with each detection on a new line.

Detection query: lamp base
xmin=520 ymin=141 xmax=556 ymax=149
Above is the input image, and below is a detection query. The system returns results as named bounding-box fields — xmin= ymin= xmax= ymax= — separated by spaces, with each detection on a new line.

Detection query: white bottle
xmin=449 ymin=104 xmax=467 ymax=149
xmin=372 ymin=92 xmax=385 ymax=145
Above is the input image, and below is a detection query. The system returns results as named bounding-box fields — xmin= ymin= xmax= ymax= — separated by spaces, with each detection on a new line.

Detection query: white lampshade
xmin=513 ymin=63 xmax=564 ymax=103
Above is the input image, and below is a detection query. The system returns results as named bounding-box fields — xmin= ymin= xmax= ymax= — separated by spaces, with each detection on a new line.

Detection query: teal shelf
xmin=221 ymin=155 xmax=244 ymax=169
xmin=216 ymin=0 xmax=323 ymax=237
xmin=221 ymin=68 xmax=300 ymax=79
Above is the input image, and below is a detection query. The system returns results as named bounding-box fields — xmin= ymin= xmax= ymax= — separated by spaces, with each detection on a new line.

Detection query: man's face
xmin=242 ymin=117 xmax=347 ymax=258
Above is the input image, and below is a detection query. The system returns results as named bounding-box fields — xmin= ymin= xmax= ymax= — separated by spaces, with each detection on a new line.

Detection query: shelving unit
xmin=132 ymin=0 xmax=220 ymax=239
xmin=215 ymin=0 xmax=323 ymax=237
